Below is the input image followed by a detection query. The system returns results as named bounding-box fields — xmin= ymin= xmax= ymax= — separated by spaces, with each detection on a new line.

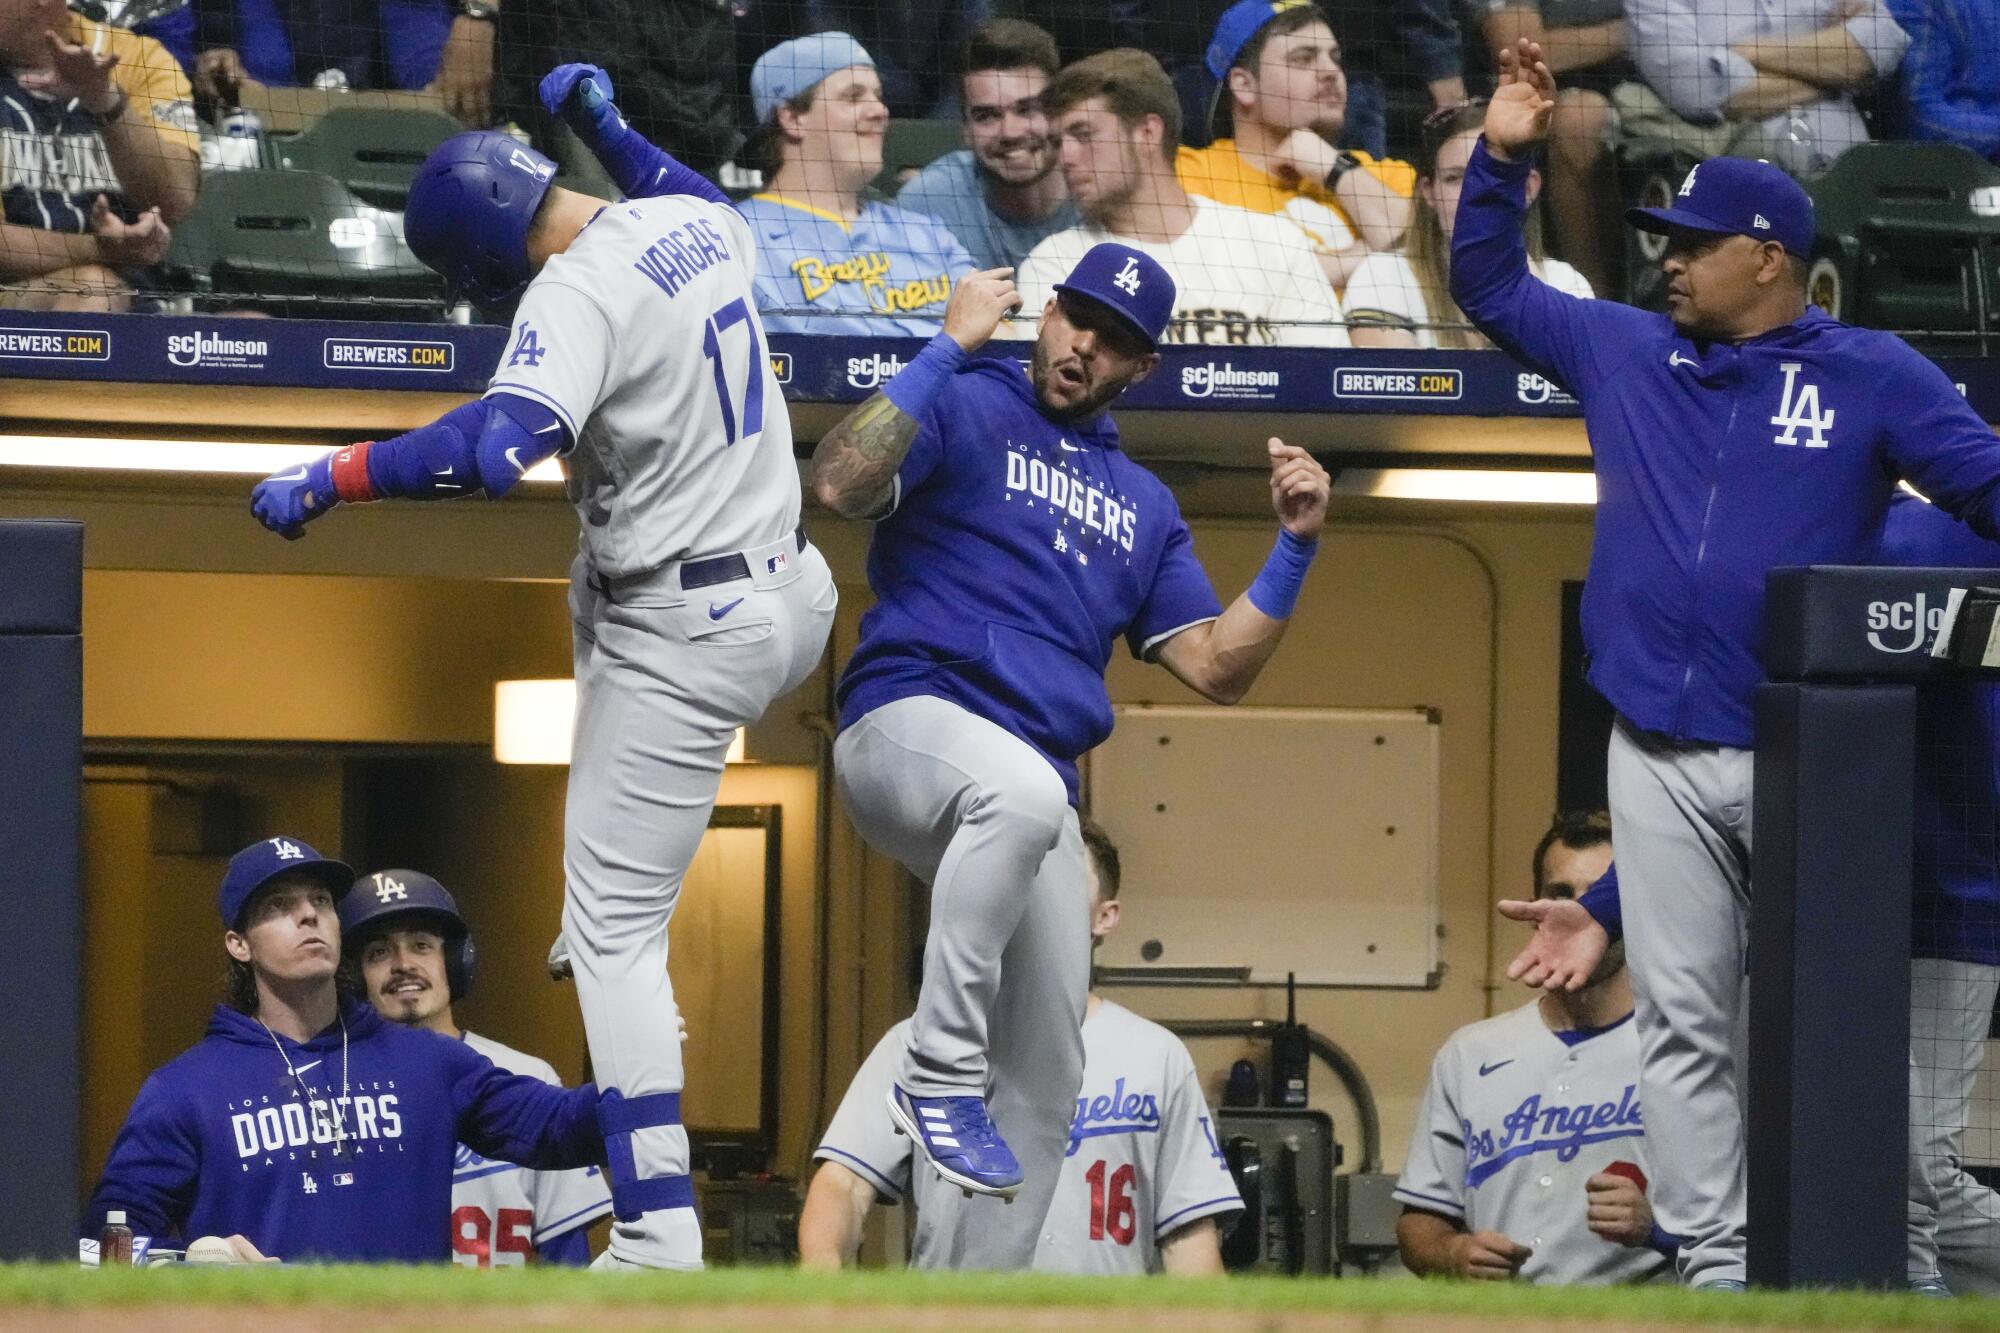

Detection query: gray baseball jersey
xmin=485 ymin=192 xmax=801 ymax=578
xmin=814 ymin=1002 xmax=1241 ymax=1275
xmin=1395 ymin=1000 xmax=1672 ymax=1286
xmin=451 ymin=1032 xmax=612 ymax=1267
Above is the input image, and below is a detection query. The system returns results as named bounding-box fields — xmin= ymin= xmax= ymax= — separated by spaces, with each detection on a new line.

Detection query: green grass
xmin=0 ymin=1264 xmax=1996 ymax=1328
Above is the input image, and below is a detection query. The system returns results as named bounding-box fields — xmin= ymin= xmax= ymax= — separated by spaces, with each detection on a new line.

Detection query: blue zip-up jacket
xmin=83 ymin=1001 xmax=603 ymax=1262
xmin=1880 ymin=491 xmax=2000 ymax=965
xmin=1452 ymin=139 xmax=2000 ymax=747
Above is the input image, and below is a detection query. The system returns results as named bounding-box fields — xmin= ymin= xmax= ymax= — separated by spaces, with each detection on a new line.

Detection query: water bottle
xmin=98 ymin=1211 xmax=133 ymax=1268
xmin=214 ymin=104 xmax=263 ymax=171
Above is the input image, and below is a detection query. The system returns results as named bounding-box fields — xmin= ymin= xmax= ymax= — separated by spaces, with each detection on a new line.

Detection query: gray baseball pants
xmin=564 ymin=537 xmax=836 ymax=1269
xmin=1910 ymin=957 xmax=2000 ymax=1295
xmin=834 ymin=694 xmax=1091 ymax=1270
xmin=1610 ymin=720 xmax=1940 ymax=1286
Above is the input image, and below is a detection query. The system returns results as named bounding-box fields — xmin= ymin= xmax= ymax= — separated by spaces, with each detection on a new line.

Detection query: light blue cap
xmin=750 ymin=32 xmax=875 ymax=123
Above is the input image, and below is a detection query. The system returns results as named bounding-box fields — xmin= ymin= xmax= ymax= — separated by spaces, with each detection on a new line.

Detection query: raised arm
xmin=539 ymin=64 xmax=730 ymax=206
xmin=1151 ymin=439 xmax=1329 ymax=705
xmin=454 ymin=1055 xmax=605 ymax=1173
xmin=809 ymin=268 xmax=1020 ymax=519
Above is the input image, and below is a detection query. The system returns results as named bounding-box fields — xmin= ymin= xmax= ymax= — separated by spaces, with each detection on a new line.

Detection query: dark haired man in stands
xmin=895 ymin=19 xmax=1078 ymax=272
xmin=0 ymin=0 xmax=199 ymax=310
xmin=1175 ymin=1 xmax=1414 ymax=292
xmin=1617 ymin=0 xmax=1908 ymax=178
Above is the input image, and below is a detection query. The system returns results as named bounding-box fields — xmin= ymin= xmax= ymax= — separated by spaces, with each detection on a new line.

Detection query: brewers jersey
xmin=1175 ymin=140 xmax=1415 ymax=269
xmin=1395 ymin=1001 xmax=1672 ymax=1285
xmin=814 ymin=1004 xmax=1240 ymax=1274
xmin=739 ymin=193 xmax=976 ymax=336
xmin=451 ymin=1032 xmax=612 ymax=1267
xmin=485 ymin=192 xmax=800 ymax=578
xmin=1016 ymin=199 xmax=1349 ymax=347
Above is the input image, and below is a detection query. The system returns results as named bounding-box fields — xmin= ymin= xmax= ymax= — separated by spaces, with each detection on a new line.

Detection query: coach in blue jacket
xmin=83 ymin=837 xmax=605 ymax=1264
xmin=1455 ymin=39 xmax=2000 ymax=1290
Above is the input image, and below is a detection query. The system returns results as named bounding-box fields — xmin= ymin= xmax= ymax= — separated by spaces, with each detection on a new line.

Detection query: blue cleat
xmin=887 ymin=1086 xmax=1022 ymax=1199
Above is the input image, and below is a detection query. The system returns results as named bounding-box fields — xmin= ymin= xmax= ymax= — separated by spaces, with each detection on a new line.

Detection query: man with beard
xmin=895 ymin=20 xmax=1078 ymax=272
xmin=1396 ymin=813 xmax=1676 ymax=1285
xmin=1018 ymin=49 xmax=1347 ymax=347
xmin=1177 ymin=1 xmax=1415 ymax=292
xmin=808 ymin=244 xmax=1328 ymax=1269
xmin=341 ymin=870 xmax=612 ymax=1266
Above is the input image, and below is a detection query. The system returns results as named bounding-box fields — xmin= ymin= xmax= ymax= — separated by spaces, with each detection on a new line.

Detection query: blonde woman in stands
xmin=1345 ymin=100 xmax=1591 ymax=350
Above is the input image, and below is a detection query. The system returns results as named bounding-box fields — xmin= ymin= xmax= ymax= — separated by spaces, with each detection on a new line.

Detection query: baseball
xmin=183 ymin=1236 xmax=238 ymax=1265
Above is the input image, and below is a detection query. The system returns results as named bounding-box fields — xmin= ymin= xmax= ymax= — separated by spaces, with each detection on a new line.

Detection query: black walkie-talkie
xmin=1271 ymin=972 xmax=1309 ymax=1108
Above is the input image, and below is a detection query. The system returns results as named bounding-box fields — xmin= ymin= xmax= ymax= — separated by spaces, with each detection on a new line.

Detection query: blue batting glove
xmin=251 ymin=453 xmax=338 ymax=541
xmin=538 ymin=64 xmax=621 ymax=141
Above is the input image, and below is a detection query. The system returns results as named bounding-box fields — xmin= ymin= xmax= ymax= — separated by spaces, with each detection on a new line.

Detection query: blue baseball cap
xmin=219 ymin=836 xmax=355 ymax=930
xmin=750 ymin=32 xmax=874 ymax=124
xmin=1626 ymin=157 xmax=1815 ymax=257
xmin=1053 ymin=243 xmax=1177 ymax=349
xmin=1205 ymin=0 xmax=1321 ymax=81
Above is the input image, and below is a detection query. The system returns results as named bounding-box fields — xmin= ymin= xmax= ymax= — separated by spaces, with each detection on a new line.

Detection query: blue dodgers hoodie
xmin=84 ymin=1001 xmax=602 ymax=1262
xmin=1452 ymin=140 xmax=2000 ymax=747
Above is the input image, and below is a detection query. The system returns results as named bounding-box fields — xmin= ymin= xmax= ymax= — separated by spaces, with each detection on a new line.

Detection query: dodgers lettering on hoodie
xmin=1449 ymin=140 xmax=2000 ymax=748
xmin=83 ymin=1002 xmax=601 ymax=1262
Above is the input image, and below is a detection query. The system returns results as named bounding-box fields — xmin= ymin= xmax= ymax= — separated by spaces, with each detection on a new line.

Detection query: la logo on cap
xmin=1678 ymin=164 xmax=1699 ymax=197
xmin=1113 ymin=256 xmax=1143 ymax=296
xmin=373 ymin=874 xmax=408 ymax=903
xmin=271 ymin=838 xmax=304 ymax=860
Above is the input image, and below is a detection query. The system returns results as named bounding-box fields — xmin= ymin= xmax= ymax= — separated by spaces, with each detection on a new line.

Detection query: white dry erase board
xmin=1087 ymin=705 xmax=1442 ymax=988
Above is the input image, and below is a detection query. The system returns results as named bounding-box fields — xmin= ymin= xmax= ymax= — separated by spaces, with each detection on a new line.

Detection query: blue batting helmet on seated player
xmin=404 ymin=131 xmax=559 ymax=307
xmin=338 ymin=869 xmax=479 ymax=1001
xmin=1052 ymin=243 xmax=1177 ymax=350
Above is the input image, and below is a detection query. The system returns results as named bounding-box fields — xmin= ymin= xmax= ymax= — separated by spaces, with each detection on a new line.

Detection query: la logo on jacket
xmin=1770 ymin=362 xmax=1834 ymax=448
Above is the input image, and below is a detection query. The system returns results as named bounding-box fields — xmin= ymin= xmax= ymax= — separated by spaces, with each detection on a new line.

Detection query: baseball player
xmin=248 ymin=67 xmax=838 ymax=1269
xmin=84 ymin=838 xmax=606 ymax=1263
xmin=808 ymin=243 xmax=1328 ymax=1271
xmin=340 ymin=869 xmax=612 ymax=1266
xmin=1456 ymin=40 xmax=2000 ymax=1288
xmin=1396 ymin=813 xmax=1673 ymax=1285
xmin=799 ymin=818 xmax=1242 ymax=1274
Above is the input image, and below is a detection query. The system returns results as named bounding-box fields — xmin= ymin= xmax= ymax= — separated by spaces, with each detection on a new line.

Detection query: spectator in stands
xmin=1617 ymin=0 xmax=1909 ymax=178
xmin=896 ymin=20 xmax=1079 ymax=271
xmin=1020 ymin=48 xmax=1348 ymax=347
xmin=0 ymin=0 xmax=199 ymax=311
xmin=741 ymin=32 xmax=975 ymax=334
xmin=191 ymin=0 xmax=452 ymax=103
xmin=1466 ymin=0 xmax=1629 ymax=294
xmin=1347 ymin=99 xmax=1591 ymax=348
xmin=1397 ymin=813 xmax=1675 ymax=1286
xmin=1882 ymin=0 xmax=1999 ymax=164
xmin=1177 ymin=1 xmax=1414 ymax=292
xmin=802 ymin=0 xmax=985 ymax=119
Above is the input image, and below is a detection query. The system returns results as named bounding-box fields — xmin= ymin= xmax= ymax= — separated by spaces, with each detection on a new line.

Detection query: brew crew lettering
xmin=790 ymin=252 xmax=953 ymax=313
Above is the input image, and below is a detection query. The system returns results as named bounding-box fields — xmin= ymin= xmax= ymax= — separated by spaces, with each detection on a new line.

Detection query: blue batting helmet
xmin=403 ymin=131 xmax=559 ymax=307
xmin=338 ymin=869 xmax=478 ymax=1001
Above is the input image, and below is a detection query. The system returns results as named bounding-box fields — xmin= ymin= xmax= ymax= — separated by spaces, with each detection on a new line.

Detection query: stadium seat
xmin=1804 ymin=142 xmax=2000 ymax=353
xmin=1616 ymin=136 xmax=1704 ymax=310
xmin=275 ymin=106 xmax=464 ymax=210
xmin=165 ymin=169 xmax=445 ymax=320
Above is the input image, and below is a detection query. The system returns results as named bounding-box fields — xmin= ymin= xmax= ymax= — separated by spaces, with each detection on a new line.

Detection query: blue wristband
xmin=1246 ymin=528 xmax=1317 ymax=619
xmin=881 ymin=332 xmax=966 ymax=421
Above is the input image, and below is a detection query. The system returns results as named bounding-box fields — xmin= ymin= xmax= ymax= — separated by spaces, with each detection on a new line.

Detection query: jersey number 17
xmin=702 ymin=297 xmax=765 ymax=445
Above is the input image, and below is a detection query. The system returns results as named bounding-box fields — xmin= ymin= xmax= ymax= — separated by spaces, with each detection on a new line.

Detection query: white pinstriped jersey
xmin=450 ymin=1032 xmax=611 ymax=1266
xmin=1394 ymin=1001 xmax=1671 ymax=1285
xmin=814 ymin=1002 xmax=1241 ymax=1274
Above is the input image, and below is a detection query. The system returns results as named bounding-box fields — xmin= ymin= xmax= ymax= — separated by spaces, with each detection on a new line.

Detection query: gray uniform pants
xmin=1610 ymin=720 xmax=1942 ymax=1285
xmin=1910 ymin=957 xmax=2000 ymax=1295
xmin=564 ymin=537 xmax=836 ymax=1268
xmin=834 ymin=694 xmax=1091 ymax=1270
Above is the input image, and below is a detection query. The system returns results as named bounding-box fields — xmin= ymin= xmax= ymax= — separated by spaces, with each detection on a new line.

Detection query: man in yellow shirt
xmin=1177 ymin=0 xmax=1414 ymax=291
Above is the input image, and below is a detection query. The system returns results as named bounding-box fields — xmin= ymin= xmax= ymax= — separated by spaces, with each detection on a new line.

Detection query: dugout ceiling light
xmin=0 ymin=434 xmax=564 ymax=483
xmin=495 ymin=678 xmax=747 ymax=766
xmin=1334 ymin=468 xmax=1597 ymax=506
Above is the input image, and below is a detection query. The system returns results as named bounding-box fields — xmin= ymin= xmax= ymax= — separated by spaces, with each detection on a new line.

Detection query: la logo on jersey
xmin=507 ymin=323 xmax=547 ymax=369
xmin=1770 ymin=361 xmax=1834 ymax=448
xmin=271 ymin=838 xmax=304 ymax=861
xmin=1112 ymin=257 xmax=1143 ymax=296
xmin=372 ymin=874 xmax=408 ymax=904
xmin=301 ymin=1173 xmax=318 ymax=1195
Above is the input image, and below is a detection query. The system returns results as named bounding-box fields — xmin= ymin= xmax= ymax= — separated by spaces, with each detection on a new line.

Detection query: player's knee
xmin=976 ymin=763 xmax=1069 ymax=845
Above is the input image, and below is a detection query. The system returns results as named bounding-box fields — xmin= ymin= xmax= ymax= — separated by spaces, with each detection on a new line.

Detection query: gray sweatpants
xmin=833 ymin=694 xmax=1091 ymax=1270
xmin=1610 ymin=720 xmax=1942 ymax=1286
xmin=564 ymin=537 xmax=837 ymax=1269
xmin=1910 ymin=957 xmax=2000 ymax=1295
